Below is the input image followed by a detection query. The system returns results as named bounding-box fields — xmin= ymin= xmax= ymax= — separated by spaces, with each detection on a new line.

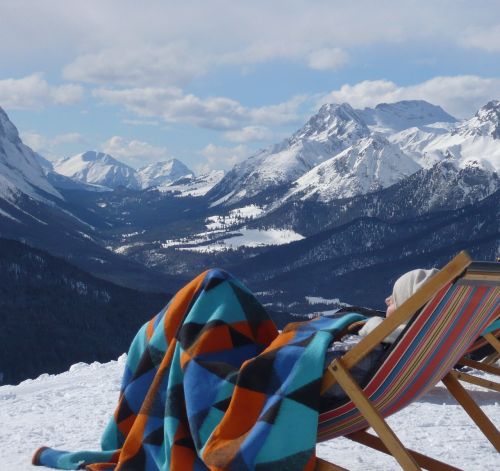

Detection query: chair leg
xmin=347 ymin=430 xmax=462 ymax=471
xmin=452 ymin=369 xmax=500 ymax=392
xmin=484 ymin=333 xmax=500 ymax=355
xmin=442 ymin=372 xmax=500 ymax=452
xmin=327 ymin=359 xmax=421 ymax=471
xmin=458 ymin=357 xmax=500 ymax=376
xmin=483 ymin=351 xmax=500 ymax=365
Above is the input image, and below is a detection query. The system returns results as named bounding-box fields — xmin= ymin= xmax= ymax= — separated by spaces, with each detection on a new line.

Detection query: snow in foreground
xmin=0 ymin=356 xmax=498 ymax=470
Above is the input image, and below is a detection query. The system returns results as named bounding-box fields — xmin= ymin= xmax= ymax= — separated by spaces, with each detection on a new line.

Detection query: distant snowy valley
xmin=0 ymin=98 xmax=499 ymax=384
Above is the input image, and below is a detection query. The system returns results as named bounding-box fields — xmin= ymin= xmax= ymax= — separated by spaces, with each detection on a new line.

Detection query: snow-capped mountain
xmin=454 ymin=100 xmax=500 ymax=139
xmin=209 ymin=100 xmax=500 ymax=207
xmin=54 ymin=153 xmax=203 ymax=191
xmin=137 ymin=159 xmax=193 ymax=189
xmin=260 ymin=160 xmax=499 ymax=238
xmin=208 ymin=103 xmax=371 ymax=204
xmin=392 ymin=101 xmax=500 ymax=172
xmin=54 ymin=151 xmax=141 ymax=190
xmin=358 ymin=100 xmax=457 ymax=133
xmin=0 ymin=107 xmax=62 ymax=203
xmin=160 ymin=170 xmax=224 ymax=197
xmin=31 ymin=151 xmax=111 ymax=193
xmin=284 ymin=134 xmax=421 ymax=202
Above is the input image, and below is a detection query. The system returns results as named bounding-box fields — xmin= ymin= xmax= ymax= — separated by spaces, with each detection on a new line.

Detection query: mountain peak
xmin=54 ymin=151 xmax=139 ymax=190
xmin=358 ymin=100 xmax=457 ymax=133
xmin=209 ymin=103 xmax=371 ymax=205
xmin=293 ymin=102 xmax=369 ymax=142
xmin=0 ymin=107 xmax=62 ymax=202
xmin=137 ymin=158 xmax=194 ymax=189
xmin=78 ymin=151 xmax=123 ymax=166
xmin=455 ymin=99 xmax=500 ymax=140
xmin=283 ymin=132 xmax=420 ymax=202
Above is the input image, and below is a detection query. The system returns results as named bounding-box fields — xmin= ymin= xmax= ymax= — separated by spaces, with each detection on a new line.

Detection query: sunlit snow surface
xmin=151 ymin=204 xmax=303 ymax=253
xmin=0 ymin=356 xmax=499 ymax=470
xmin=162 ymin=227 xmax=304 ymax=253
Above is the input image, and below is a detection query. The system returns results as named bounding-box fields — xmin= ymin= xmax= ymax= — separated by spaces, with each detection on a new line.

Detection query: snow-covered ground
xmin=0 ymin=356 xmax=498 ymax=470
xmin=205 ymin=205 xmax=265 ymax=231
xmin=160 ymin=227 xmax=304 ymax=253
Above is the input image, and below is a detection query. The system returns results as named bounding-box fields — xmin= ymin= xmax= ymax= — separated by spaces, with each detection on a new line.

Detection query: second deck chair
xmin=315 ymin=251 xmax=500 ymax=471
xmin=454 ymin=315 xmax=500 ymax=393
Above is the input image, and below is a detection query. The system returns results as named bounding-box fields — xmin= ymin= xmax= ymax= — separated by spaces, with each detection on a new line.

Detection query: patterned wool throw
xmin=33 ymin=269 xmax=364 ymax=470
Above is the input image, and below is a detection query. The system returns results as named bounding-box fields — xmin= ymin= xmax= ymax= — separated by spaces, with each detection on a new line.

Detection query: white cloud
xmin=197 ymin=143 xmax=252 ymax=171
xmin=63 ymin=40 xmax=349 ymax=87
xmin=21 ymin=131 xmax=85 ymax=160
xmin=223 ymin=126 xmax=275 ymax=143
xmin=0 ymin=74 xmax=83 ymax=109
xmin=307 ymin=48 xmax=349 ymax=71
xmin=93 ymin=87 xmax=305 ymax=130
xmin=461 ymin=24 xmax=500 ymax=52
xmin=2 ymin=2 xmax=500 ymax=88
xmin=320 ymin=76 xmax=500 ymax=118
xmin=101 ymin=136 xmax=169 ymax=164
xmin=63 ymin=43 xmax=207 ymax=87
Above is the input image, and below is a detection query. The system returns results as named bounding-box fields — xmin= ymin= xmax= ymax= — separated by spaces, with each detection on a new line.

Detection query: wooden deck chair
xmin=314 ymin=251 xmax=500 ymax=471
xmin=454 ymin=315 xmax=500 ymax=393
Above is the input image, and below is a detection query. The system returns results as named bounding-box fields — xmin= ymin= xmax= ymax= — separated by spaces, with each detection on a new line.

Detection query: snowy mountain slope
xmin=54 ymin=151 xmax=141 ymax=190
xmin=357 ymin=100 xmax=457 ymax=133
xmin=45 ymin=170 xmax=112 ymax=192
xmin=252 ymin=162 xmax=499 ymax=240
xmin=455 ymin=99 xmax=500 ymax=139
xmin=283 ymin=134 xmax=421 ymax=202
xmin=388 ymin=125 xmax=451 ymax=168
xmin=392 ymin=100 xmax=500 ymax=171
xmin=33 ymin=152 xmax=54 ymax=172
xmin=208 ymin=103 xmax=371 ymax=205
xmin=0 ymin=110 xmax=185 ymax=295
xmin=1 ymin=357 xmax=498 ymax=470
xmin=158 ymin=170 xmax=224 ymax=196
xmin=54 ymin=153 xmax=202 ymax=192
xmin=137 ymin=159 xmax=193 ymax=189
xmin=209 ymin=100 xmax=500 ymax=208
xmin=0 ymin=107 xmax=62 ymax=202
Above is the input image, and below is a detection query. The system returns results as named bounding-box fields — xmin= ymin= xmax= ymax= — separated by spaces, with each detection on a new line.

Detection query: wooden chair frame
xmin=455 ymin=328 xmax=500 ymax=392
xmin=315 ymin=252 xmax=500 ymax=471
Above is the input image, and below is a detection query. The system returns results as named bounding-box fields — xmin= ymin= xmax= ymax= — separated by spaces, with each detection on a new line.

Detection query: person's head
xmin=385 ymin=268 xmax=439 ymax=317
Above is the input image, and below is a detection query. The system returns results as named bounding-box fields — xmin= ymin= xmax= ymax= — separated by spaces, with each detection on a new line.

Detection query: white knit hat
xmin=392 ymin=268 xmax=439 ymax=308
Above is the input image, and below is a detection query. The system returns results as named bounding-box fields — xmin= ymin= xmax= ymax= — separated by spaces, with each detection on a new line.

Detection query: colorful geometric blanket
xmin=33 ymin=269 xmax=365 ymax=470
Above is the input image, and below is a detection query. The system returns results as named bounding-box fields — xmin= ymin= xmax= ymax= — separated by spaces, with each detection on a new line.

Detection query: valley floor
xmin=0 ymin=356 xmax=498 ymax=470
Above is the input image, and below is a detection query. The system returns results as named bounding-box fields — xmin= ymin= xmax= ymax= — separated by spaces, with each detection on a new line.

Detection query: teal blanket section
xmin=33 ymin=269 xmax=365 ymax=470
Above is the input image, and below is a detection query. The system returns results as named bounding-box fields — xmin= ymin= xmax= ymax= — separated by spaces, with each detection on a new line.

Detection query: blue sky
xmin=2 ymin=0 xmax=500 ymax=173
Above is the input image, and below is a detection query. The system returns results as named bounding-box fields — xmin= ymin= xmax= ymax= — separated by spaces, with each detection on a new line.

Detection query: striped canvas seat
xmin=453 ymin=270 xmax=500 ymax=394
xmin=315 ymin=253 xmax=500 ymax=471
xmin=465 ymin=326 xmax=500 ymax=354
xmin=464 ymin=317 xmax=500 ymax=358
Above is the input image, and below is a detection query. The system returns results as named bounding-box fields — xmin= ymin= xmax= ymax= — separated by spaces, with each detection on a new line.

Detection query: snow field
xmin=0 ymin=356 xmax=498 ymax=470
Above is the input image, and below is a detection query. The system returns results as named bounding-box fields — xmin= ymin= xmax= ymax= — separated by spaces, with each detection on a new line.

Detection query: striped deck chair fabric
xmin=463 ymin=261 xmax=500 ymax=361
xmin=463 ymin=319 xmax=500 ymax=360
xmin=453 ymin=262 xmax=500 ymax=394
xmin=316 ymin=252 xmax=500 ymax=470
